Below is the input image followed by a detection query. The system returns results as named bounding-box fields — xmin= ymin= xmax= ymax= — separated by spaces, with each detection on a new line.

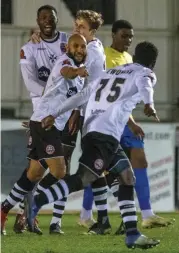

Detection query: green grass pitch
xmin=1 ymin=213 xmax=179 ymax=253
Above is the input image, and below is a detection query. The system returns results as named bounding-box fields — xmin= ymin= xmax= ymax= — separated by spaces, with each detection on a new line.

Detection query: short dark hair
xmin=76 ymin=10 xmax=103 ymax=30
xmin=135 ymin=41 xmax=158 ymax=67
xmin=112 ymin=20 xmax=133 ymax=33
xmin=37 ymin=5 xmax=57 ymax=17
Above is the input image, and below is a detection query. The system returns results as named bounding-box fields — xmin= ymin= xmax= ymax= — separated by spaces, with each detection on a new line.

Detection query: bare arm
xmin=61 ymin=66 xmax=88 ymax=79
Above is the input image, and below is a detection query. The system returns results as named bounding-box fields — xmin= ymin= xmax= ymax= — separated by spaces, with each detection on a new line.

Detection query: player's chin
xmin=43 ymin=29 xmax=53 ymax=37
xmin=123 ymin=45 xmax=130 ymax=51
xmin=74 ymin=56 xmax=84 ymax=64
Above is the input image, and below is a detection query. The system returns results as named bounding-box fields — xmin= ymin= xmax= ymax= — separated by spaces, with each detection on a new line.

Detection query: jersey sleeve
xmin=135 ymin=70 xmax=157 ymax=105
xmin=19 ymin=45 xmax=36 ymax=65
xmin=20 ymin=45 xmax=44 ymax=96
xmin=51 ymin=78 xmax=101 ymax=118
xmin=58 ymin=57 xmax=74 ymax=76
xmin=85 ymin=45 xmax=105 ymax=83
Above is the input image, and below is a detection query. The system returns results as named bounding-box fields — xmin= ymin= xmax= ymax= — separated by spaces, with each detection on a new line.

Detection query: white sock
xmin=50 ymin=217 xmax=61 ymax=226
xmin=141 ymin=209 xmax=155 ymax=220
xmin=80 ymin=208 xmax=93 ymax=220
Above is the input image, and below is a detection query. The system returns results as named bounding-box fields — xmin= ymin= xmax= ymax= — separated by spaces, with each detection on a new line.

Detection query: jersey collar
xmin=41 ymin=31 xmax=60 ymax=43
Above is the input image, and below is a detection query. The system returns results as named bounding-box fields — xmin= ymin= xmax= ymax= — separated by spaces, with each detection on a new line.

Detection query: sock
xmin=80 ymin=208 xmax=93 ymax=220
xmin=92 ymin=176 xmax=109 ymax=224
xmin=35 ymin=173 xmax=59 ymax=195
xmin=80 ymin=186 xmax=93 ymax=220
xmin=17 ymin=199 xmax=25 ymax=215
xmin=134 ymin=168 xmax=153 ymax=218
xmin=110 ymin=179 xmax=119 ymax=201
xmin=50 ymin=197 xmax=67 ymax=226
xmin=35 ymin=179 xmax=69 ymax=208
xmin=106 ymin=174 xmax=118 ymax=202
xmin=34 ymin=173 xmax=83 ymax=209
xmin=2 ymin=169 xmax=35 ymax=213
xmin=118 ymin=185 xmax=139 ymax=236
xmin=141 ymin=209 xmax=155 ymax=220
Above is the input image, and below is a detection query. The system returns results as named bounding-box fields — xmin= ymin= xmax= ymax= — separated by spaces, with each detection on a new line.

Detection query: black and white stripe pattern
xmin=35 ymin=180 xmax=69 ymax=208
xmin=110 ymin=179 xmax=119 ymax=200
xmin=50 ymin=198 xmax=67 ymax=225
xmin=17 ymin=199 xmax=25 ymax=214
xmin=93 ymin=186 xmax=108 ymax=211
xmin=119 ymin=200 xmax=137 ymax=224
xmin=6 ymin=183 xmax=28 ymax=207
xmin=92 ymin=176 xmax=108 ymax=223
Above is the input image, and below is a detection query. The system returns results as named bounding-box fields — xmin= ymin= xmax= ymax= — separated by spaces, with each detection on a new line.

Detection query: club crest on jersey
xmin=66 ymin=86 xmax=78 ymax=98
xmin=62 ymin=59 xmax=71 ymax=66
xmin=46 ymin=145 xmax=55 ymax=155
xmin=60 ymin=43 xmax=67 ymax=53
xmin=49 ymin=54 xmax=57 ymax=63
xmin=38 ymin=66 xmax=50 ymax=82
xmin=94 ymin=159 xmax=104 ymax=170
xmin=20 ymin=49 xmax=26 ymax=59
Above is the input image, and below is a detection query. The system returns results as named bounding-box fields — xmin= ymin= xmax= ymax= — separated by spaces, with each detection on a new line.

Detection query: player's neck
xmin=111 ymin=44 xmax=125 ymax=53
xmin=87 ymin=35 xmax=96 ymax=43
xmin=40 ymin=31 xmax=58 ymax=41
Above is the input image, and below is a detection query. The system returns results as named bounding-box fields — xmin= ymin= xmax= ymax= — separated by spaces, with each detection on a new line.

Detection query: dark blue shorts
xmin=120 ymin=125 xmax=144 ymax=149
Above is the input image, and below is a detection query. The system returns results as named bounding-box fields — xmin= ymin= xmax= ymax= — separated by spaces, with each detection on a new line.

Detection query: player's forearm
xmin=52 ymin=87 xmax=91 ymax=118
xmin=24 ymin=78 xmax=44 ymax=96
xmin=60 ymin=66 xmax=79 ymax=79
xmin=140 ymin=87 xmax=154 ymax=105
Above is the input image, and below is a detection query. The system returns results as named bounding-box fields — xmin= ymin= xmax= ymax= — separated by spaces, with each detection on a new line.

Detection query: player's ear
xmin=65 ymin=44 xmax=69 ymax=52
xmin=112 ymin=32 xmax=115 ymax=40
xmin=91 ymin=29 xmax=96 ymax=36
xmin=36 ymin=18 xmax=39 ymax=26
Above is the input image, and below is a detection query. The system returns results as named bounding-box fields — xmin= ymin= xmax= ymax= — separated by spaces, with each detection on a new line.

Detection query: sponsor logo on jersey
xmin=20 ymin=49 xmax=26 ymax=59
xmin=94 ymin=159 xmax=104 ymax=170
xmin=38 ymin=66 xmax=50 ymax=82
xmin=66 ymin=86 xmax=78 ymax=98
xmin=49 ymin=54 xmax=57 ymax=63
xmin=91 ymin=109 xmax=105 ymax=115
xmin=46 ymin=145 xmax=55 ymax=155
xmin=60 ymin=43 xmax=67 ymax=53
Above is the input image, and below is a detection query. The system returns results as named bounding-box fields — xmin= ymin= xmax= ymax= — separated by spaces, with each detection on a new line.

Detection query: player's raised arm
xmin=133 ymin=42 xmax=159 ymax=121
xmin=41 ymin=77 xmax=100 ymax=130
xmin=61 ymin=65 xmax=88 ymax=79
xmin=20 ymin=47 xmax=44 ymax=96
xmin=53 ymin=84 xmax=96 ymax=118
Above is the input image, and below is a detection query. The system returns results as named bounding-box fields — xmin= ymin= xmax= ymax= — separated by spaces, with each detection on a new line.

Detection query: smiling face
xmin=112 ymin=28 xmax=134 ymax=52
xmin=37 ymin=8 xmax=58 ymax=39
xmin=73 ymin=18 xmax=94 ymax=42
xmin=67 ymin=34 xmax=87 ymax=65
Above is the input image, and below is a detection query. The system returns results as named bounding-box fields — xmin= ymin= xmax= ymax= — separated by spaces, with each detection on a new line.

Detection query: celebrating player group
xmin=1 ymin=4 xmax=175 ymax=250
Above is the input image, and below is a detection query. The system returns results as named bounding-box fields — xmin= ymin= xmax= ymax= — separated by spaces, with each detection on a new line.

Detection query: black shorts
xmin=61 ymin=116 xmax=84 ymax=148
xmin=27 ymin=121 xmax=64 ymax=161
xmin=79 ymin=131 xmax=131 ymax=177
